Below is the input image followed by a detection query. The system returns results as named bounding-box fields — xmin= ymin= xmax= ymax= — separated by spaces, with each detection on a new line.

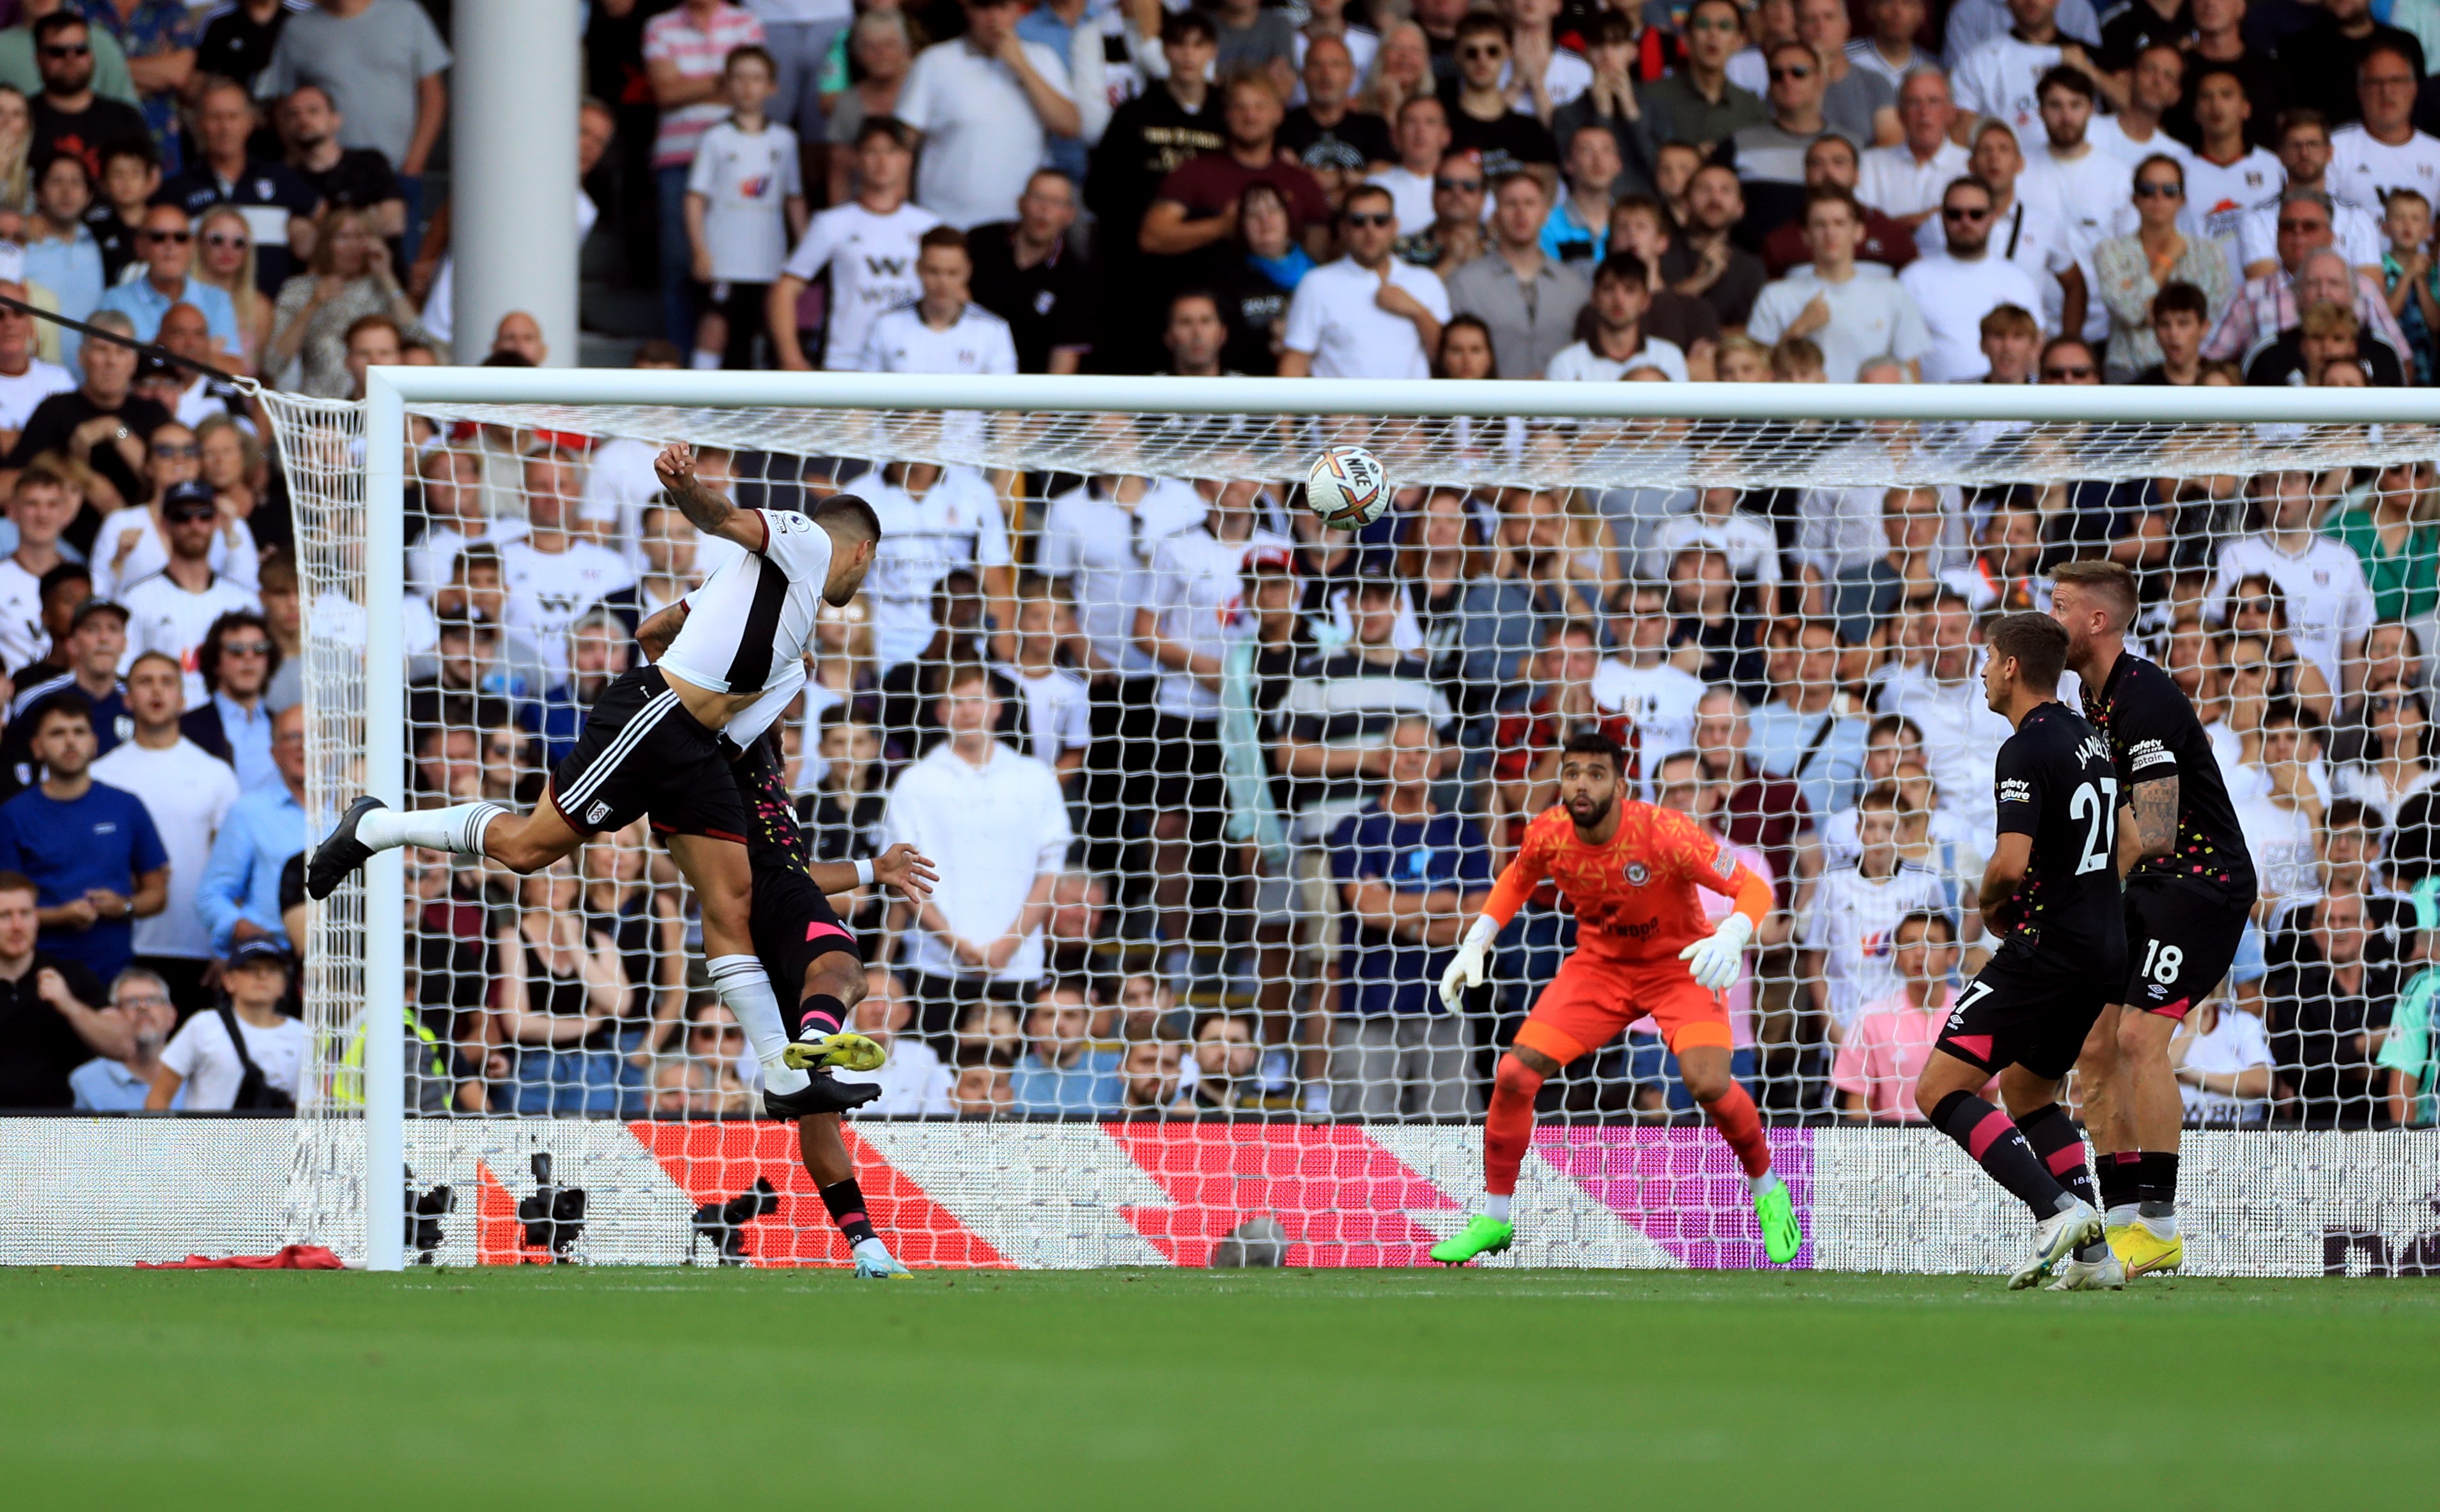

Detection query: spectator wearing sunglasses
xmin=1897 ymin=174 xmax=2041 ymax=382
xmin=1437 ymin=14 xmax=1556 ymax=184
xmin=95 ymin=204 xmax=241 ymax=352
xmin=24 ymin=11 xmax=147 ymax=182
xmin=1726 ymin=40 xmax=1839 ymax=242
xmin=2090 ymin=155 xmax=2235 ymax=381
xmin=114 ymin=479 xmax=260 ymax=709
xmin=0 ymin=3 xmax=139 ymax=112
xmin=1280 ymin=183 xmax=1451 ymax=378
xmin=156 ymin=77 xmax=320 ymax=300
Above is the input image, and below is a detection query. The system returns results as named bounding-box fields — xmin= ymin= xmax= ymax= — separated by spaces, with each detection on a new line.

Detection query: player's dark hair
xmin=2150 ymin=279 xmax=2210 ymax=324
xmin=1896 ymin=907 xmax=1956 ymax=945
xmin=1559 ymin=729 xmax=1624 ymax=770
xmin=197 ymin=610 xmax=281 ymax=695
xmin=917 ymin=224 xmax=968 ymax=258
xmin=2050 ymin=558 xmax=2138 ymax=627
xmin=1160 ymin=8 xmax=1216 ymax=46
xmin=1986 ymin=612 xmax=2069 ymax=691
xmin=812 ymin=492 xmax=881 ymax=544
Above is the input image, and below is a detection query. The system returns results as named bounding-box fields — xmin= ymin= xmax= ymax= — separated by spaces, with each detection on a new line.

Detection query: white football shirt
xmin=780 ymin=199 xmax=941 ymax=369
xmin=661 ymin=507 xmax=840 ymax=746
xmin=686 ymin=117 xmax=805 ymax=283
xmin=861 ymin=467 xmax=1014 ymax=670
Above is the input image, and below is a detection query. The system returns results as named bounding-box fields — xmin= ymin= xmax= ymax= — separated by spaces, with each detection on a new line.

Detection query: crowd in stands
xmin=0 ymin=0 xmax=2434 ymax=1130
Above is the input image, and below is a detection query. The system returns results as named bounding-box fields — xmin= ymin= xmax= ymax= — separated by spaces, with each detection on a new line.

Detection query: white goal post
xmin=240 ymin=370 xmax=2440 ymax=1275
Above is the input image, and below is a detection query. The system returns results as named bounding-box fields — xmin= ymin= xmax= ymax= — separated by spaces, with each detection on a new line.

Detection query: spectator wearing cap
xmin=1545 ymin=251 xmax=1688 ymax=381
xmin=68 ymin=964 xmax=180 ymax=1110
xmin=196 ymin=702 xmax=305 ymax=963
xmin=0 ymin=309 xmax=171 ymax=506
xmin=146 ymin=936 xmax=302 ymax=1111
xmin=0 ymin=595 xmax=128 ymax=799
xmin=1758 ymin=133 xmax=1919 ymax=278
xmin=895 ymin=0 xmax=1079 ymax=232
xmin=1899 ymin=174 xmax=2044 ymax=382
xmin=0 ymin=865 xmax=118 ymax=1109
xmin=0 ymin=691 xmax=166 ymax=985
xmin=91 ymin=420 xmax=258 ymax=602
xmin=95 ymin=203 xmax=242 ymax=352
xmin=1327 ymin=714 xmax=1489 ymax=1116
xmin=90 ymin=651 xmax=237 ymax=1014
xmin=157 ymin=77 xmax=320 ymax=300
xmin=174 ymin=611 xmax=281 ymax=792
xmin=1445 ymin=170 xmax=1589 ymax=379
xmin=1747 ymin=186 xmax=1931 ymax=380
xmin=115 ymin=478 xmax=261 ymax=708
xmin=1281 ymin=183 xmax=1451 ymax=378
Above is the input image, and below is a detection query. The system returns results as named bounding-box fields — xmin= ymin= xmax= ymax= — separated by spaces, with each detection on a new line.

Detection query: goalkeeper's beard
xmin=1565 ymin=791 xmax=1613 ymax=832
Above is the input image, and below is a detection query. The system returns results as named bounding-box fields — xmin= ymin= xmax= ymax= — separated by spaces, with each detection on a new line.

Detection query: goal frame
xmin=347 ymin=367 xmax=2440 ymax=1270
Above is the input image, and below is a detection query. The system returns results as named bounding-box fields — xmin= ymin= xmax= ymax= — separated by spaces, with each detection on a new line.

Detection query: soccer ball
xmin=1306 ymin=445 xmax=1389 ymax=531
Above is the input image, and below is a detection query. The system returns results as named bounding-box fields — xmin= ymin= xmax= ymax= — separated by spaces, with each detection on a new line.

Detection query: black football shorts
xmin=2119 ymin=877 xmax=2251 ymax=1020
xmin=546 ymin=666 xmax=748 ymax=842
xmin=749 ymin=865 xmax=861 ymax=993
xmin=1936 ymin=944 xmax=2112 ymax=1081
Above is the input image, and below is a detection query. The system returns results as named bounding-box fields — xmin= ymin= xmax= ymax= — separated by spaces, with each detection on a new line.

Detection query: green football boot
xmin=1755 ymin=1177 xmax=1803 ymax=1265
xmin=1429 ymin=1214 xmax=1515 ymax=1267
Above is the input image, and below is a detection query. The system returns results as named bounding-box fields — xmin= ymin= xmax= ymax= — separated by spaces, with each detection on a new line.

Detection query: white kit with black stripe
xmin=654 ymin=507 xmax=836 ymax=745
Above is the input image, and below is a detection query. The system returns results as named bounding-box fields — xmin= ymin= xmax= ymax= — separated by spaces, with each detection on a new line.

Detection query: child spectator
xmin=1832 ymin=909 xmax=1964 ymax=1122
xmin=1800 ymin=783 xmax=1950 ymax=1045
xmin=684 ymin=45 xmax=808 ymax=372
xmin=2380 ymin=185 xmax=2439 ymax=385
xmin=145 ymin=939 xmax=303 ymax=1112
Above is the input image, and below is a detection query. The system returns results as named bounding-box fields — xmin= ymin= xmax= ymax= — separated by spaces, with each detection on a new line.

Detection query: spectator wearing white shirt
xmin=1591 ymin=580 xmax=1707 ymax=765
xmin=496 ymin=449 xmax=635 ymax=682
xmin=684 ymin=46 xmax=811 ymax=371
xmin=116 ymin=481 xmax=261 ymax=708
xmin=993 ymin=594 xmax=1091 ymax=787
xmin=2236 ymin=115 xmax=2386 ymax=281
xmin=862 ymin=461 xmax=1015 ymax=674
xmin=2209 ymin=470 xmax=2377 ymax=694
xmin=2013 ymin=66 xmax=2127 ymax=343
xmin=1943 ymin=0 xmax=2101 ymax=62
xmin=2085 ymin=42 xmax=2192 ymax=173
xmin=893 ymin=0 xmax=1080 ymax=231
xmin=1899 ymin=174 xmax=2044 ymax=382
xmin=1279 ymin=183 xmax=1450 ymax=378
xmin=830 ymin=971 xmax=954 ymax=1113
xmin=1858 ymin=68 xmax=1970 ymax=228
xmin=1543 ymin=252 xmax=1690 ymax=381
xmin=1949 ymin=0 xmax=2099 ymax=140
xmin=146 ymin=938 xmax=304 ymax=1112
xmin=2170 ymin=992 xmax=2275 ymax=1125
xmin=0 ymin=286 xmax=74 ymax=455
xmin=1746 ymin=186 xmax=1931 ymax=380
xmin=1365 ymin=94 xmax=1451 ymax=236
xmin=2183 ymin=65 xmax=2285 ymax=242
xmin=0 ymin=467 xmax=73 ymax=675
xmin=856 ymin=225 xmax=1021 ymax=382
xmin=1876 ymin=590 xmax=2013 ymax=845
xmin=768 ymin=116 xmax=938 ymax=372
xmin=1644 ymin=486 xmax=1780 ymax=591
xmin=1848 ymin=0 xmax=1936 ymax=91
xmin=89 ymin=422 xmax=259 ymax=603
xmin=1800 ymin=783 xmax=1954 ymax=1043
xmin=1132 ymin=482 xmax=1289 ymax=955
xmin=1930 ymin=118 xmax=2087 ymax=341
xmin=882 ymin=661 xmax=1074 ymax=1042
xmin=89 ymin=651 xmax=238 ymax=1015
xmin=2328 ymin=43 xmax=2440 ymax=210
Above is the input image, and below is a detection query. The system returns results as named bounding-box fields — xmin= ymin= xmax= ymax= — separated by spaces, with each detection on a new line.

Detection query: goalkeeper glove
xmin=1678 ymin=912 xmax=1754 ymax=993
xmin=1438 ymin=916 xmax=1497 ymax=1013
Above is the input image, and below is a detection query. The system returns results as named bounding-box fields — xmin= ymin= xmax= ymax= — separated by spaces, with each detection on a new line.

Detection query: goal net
xmin=240 ymin=373 xmax=2440 ymax=1276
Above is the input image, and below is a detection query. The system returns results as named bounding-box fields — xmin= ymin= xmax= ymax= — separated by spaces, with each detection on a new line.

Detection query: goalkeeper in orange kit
xmin=1429 ymin=730 xmax=1801 ymax=1265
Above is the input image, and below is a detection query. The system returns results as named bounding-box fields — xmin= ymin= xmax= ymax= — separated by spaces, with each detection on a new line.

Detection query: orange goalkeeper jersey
xmin=1486 ymin=803 xmax=1772 ymax=967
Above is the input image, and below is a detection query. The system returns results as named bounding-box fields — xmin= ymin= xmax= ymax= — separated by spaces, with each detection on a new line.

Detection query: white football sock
xmin=1483 ymin=1193 xmax=1511 ymax=1223
xmin=1750 ymin=1171 xmax=1782 ymax=1199
xmin=357 ymin=801 xmax=504 ymax=856
xmin=851 ymin=1237 xmax=893 ymax=1264
xmin=708 ymin=953 xmax=808 ymax=1094
xmin=2107 ymin=1202 xmax=2142 ymax=1230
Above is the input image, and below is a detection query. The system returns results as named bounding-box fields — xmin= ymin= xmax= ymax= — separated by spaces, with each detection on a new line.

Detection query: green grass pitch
xmin=6 ymin=1267 xmax=2434 ymax=1509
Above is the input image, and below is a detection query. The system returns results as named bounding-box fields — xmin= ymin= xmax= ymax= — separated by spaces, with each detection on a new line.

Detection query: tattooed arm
xmin=636 ymin=600 xmax=689 ymax=662
xmin=2125 ymin=776 xmax=2181 ymax=872
xmin=653 ymin=442 xmax=765 ymax=551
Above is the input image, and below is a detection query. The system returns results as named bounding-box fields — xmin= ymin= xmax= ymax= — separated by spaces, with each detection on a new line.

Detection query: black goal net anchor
xmin=689 ymin=1179 xmax=780 ymax=1266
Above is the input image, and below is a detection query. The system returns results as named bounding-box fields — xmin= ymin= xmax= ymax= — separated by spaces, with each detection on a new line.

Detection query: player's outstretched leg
xmin=2014 ymin=1099 xmax=2123 ymax=1291
xmin=799 ymin=1113 xmax=909 ymax=1278
xmin=1432 ymin=1049 xmax=1550 ymax=1265
xmin=1915 ymin=1053 xmax=2099 ymax=1289
xmin=306 ymin=796 xmax=521 ymax=899
xmin=780 ymin=951 xmax=885 ymax=1074
xmin=1678 ymin=1040 xmax=1800 ymax=1265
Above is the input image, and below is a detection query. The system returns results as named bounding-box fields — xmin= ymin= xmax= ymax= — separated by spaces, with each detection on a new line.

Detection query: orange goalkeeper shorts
xmin=1511 ymin=952 xmax=1732 ymax=1065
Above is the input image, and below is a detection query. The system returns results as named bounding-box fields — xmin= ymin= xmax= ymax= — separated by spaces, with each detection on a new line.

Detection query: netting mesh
xmin=246 ymin=385 xmax=2440 ymax=1270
